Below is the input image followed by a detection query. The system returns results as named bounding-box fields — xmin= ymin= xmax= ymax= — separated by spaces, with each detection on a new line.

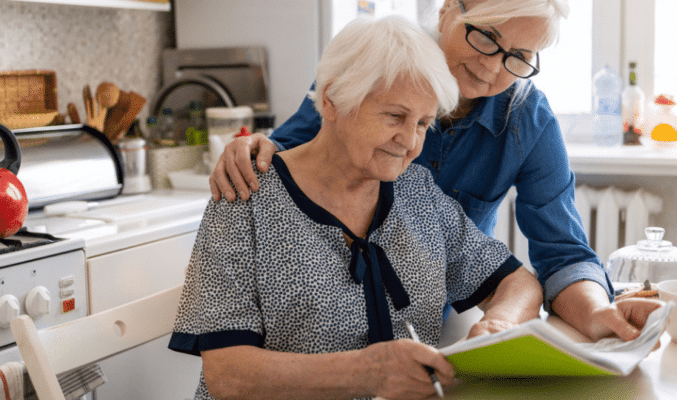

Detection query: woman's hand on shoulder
xmin=209 ymin=133 xmax=277 ymax=202
xmin=361 ymin=339 xmax=454 ymax=400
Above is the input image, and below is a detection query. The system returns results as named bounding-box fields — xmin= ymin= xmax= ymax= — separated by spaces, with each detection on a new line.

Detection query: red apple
xmin=0 ymin=168 xmax=28 ymax=238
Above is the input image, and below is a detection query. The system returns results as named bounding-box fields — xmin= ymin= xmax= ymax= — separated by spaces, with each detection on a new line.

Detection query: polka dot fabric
xmin=170 ymin=157 xmax=521 ymax=399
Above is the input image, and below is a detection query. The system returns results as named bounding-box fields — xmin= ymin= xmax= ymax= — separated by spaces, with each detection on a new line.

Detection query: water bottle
xmin=592 ymin=66 xmax=623 ymax=146
xmin=157 ymin=108 xmax=177 ymax=146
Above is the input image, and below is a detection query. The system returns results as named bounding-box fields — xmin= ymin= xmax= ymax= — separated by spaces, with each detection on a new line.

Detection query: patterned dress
xmin=169 ymin=154 xmax=521 ymax=399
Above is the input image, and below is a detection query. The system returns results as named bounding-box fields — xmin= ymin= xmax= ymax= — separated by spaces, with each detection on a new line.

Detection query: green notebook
xmin=439 ymin=301 xmax=673 ymax=378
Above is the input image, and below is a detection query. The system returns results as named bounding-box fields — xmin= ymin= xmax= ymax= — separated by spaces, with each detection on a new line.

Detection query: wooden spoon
xmin=96 ymin=82 xmax=120 ymax=135
xmin=67 ymin=102 xmax=80 ymax=124
xmin=96 ymin=82 xmax=120 ymax=110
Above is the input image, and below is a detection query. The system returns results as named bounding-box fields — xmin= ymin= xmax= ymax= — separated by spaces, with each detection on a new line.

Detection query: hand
xmin=467 ymin=318 xmax=517 ymax=339
xmin=361 ymin=339 xmax=455 ymax=400
xmin=588 ymin=298 xmax=664 ymax=343
xmin=209 ymin=133 xmax=277 ymax=202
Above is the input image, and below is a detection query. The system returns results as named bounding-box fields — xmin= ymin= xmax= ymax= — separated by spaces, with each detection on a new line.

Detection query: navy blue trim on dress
xmin=168 ymin=330 xmax=265 ymax=356
xmin=451 ymin=254 xmax=522 ymax=312
xmin=271 ymin=154 xmax=409 ymax=344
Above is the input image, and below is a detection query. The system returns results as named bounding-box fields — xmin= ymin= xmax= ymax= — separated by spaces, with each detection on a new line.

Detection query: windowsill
xmin=566 ymin=141 xmax=677 ymax=176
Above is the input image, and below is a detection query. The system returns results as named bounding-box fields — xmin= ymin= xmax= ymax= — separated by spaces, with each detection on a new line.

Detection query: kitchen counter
xmin=436 ymin=318 xmax=677 ymax=399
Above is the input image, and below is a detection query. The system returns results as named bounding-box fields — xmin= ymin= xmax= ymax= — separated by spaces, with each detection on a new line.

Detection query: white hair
xmin=437 ymin=0 xmax=570 ymax=50
xmin=309 ymin=15 xmax=458 ymax=118
xmin=435 ymin=0 xmax=569 ymax=116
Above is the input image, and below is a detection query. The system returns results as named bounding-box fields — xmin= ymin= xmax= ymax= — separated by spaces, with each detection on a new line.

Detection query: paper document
xmin=438 ymin=301 xmax=674 ymax=378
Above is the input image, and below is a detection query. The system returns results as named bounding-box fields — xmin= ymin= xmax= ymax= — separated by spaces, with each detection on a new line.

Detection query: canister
xmin=206 ymin=106 xmax=254 ymax=166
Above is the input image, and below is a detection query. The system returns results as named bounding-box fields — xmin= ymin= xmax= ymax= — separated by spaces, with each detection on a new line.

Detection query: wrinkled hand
xmin=209 ymin=133 xmax=277 ymax=202
xmin=467 ymin=318 xmax=517 ymax=339
xmin=588 ymin=298 xmax=664 ymax=343
xmin=362 ymin=339 xmax=455 ymax=400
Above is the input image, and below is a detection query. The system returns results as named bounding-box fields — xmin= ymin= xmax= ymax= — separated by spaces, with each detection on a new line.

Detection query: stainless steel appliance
xmin=148 ymin=46 xmax=272 ymax=135
xmin=173 ymin=0 xmax=419 ymax=125
xmin=10 ymin=124 xmax=123 ymax=209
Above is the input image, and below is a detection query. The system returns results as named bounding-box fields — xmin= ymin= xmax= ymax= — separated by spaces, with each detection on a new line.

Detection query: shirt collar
xmin=449 ymin=81 xmax=521 ymax=137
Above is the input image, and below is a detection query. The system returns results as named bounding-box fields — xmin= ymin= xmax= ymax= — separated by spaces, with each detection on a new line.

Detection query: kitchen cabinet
xmin=7 ymin=0 xmax=170 ymax=11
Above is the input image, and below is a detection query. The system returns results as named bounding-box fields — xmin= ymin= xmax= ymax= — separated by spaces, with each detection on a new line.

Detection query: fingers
xmin=365 ymin=339 xmax=454 ymax=399
xmin=403 ymin=340 xmax=455 ymax=385
xmin=209 ymin=174 xmax=222 ymax=202
xmin=595 ymin=299 xmax=664 ymax=341
xmin=253 ymin=135 xmax=277 ymax=173
xmin=209 ymin=135 xmax=274 ymax=202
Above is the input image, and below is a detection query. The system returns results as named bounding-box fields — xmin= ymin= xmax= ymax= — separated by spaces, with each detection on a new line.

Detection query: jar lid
xmin=609 ymin=227 xmax=677 ymax=263
xmin=206 ymin=106 xmax=253 ymax=119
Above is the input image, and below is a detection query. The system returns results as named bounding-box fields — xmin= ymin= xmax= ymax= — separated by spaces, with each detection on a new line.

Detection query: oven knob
xmin=0 ymin=295 xmax=20 ymax=328
xmin=26 ymin=286 xmax=51 ymax=318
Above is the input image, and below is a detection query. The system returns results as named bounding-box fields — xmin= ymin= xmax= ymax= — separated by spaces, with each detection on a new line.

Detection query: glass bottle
xmin=621 ymin=62 xmax=645 ymax=145
xmin=157 ymin=108 xmax=177 ymax=146
xmin=186 ymin=101 xmax=208 ymax=146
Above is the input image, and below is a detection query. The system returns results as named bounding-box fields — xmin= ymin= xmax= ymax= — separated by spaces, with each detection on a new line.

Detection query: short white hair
xmin=309 ymin=16 xmax=458 ymax=118
xmin=438 ymin=0 xmax=570 ymax=50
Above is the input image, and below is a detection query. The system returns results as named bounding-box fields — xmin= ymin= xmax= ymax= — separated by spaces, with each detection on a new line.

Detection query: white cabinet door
xmin=87 ymin=231 xmax=196 ymax=314
xmin=87 ymin=231 xmax=201 ymax=400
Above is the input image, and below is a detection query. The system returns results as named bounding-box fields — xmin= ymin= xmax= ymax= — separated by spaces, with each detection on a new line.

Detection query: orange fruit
xmin=651 ymin=123 xmax=677 ymax=142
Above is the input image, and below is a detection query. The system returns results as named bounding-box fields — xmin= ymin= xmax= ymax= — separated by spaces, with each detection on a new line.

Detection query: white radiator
xmin=495 ymin=186 xmax=663 ymax=271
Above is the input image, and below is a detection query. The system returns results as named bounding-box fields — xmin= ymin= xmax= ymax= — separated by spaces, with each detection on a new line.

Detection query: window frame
xmin=593 ymin=0 xmax=655 ymax=104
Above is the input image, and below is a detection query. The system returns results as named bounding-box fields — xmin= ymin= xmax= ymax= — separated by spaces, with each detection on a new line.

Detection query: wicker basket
xmin=0 ymin=70 xmax=58 ymax=129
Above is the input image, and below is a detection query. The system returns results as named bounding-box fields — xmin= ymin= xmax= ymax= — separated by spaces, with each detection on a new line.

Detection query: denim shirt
xmin=269 ymin=81 xmax=613 ymax=311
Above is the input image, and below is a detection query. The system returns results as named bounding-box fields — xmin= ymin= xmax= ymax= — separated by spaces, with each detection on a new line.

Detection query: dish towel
xmin=0 ymin=362 xmax=106 ymax=400
xmin=0 ymin=362 xmax=24 ymax=400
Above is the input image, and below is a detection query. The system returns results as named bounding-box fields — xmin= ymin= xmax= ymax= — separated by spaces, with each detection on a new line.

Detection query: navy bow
xmin=348 ymin=237 xmax=410 ymax=344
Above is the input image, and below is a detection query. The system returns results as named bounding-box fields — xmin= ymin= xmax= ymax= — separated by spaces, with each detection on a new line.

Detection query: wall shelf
xmin=7 ymin=0 xmax=170 ymax=11
xmin=566 ymin=143 xmax=677 ymax=176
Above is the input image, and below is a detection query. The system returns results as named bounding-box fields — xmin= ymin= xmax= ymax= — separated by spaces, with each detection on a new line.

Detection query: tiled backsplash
xmin=0 ymin=1 xmax=172 ymax=126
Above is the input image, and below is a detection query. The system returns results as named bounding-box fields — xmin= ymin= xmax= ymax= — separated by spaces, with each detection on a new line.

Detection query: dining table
xmin=432 ymin=315 xmax=677 ymax=399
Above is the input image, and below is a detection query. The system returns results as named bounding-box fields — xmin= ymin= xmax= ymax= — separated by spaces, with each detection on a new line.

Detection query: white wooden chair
xmin=10 ymin=285 xmax=183 ymax=400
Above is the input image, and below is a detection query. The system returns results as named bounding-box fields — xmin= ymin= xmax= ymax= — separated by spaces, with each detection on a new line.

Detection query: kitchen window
xmin=534 ymin=0 xmax=676 ymax=115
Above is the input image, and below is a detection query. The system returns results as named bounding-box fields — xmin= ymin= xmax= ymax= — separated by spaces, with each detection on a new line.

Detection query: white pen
xmin=403 ymin=320 xmax=444 ymax=398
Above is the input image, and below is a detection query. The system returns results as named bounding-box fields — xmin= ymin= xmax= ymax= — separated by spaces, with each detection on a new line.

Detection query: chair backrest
xmin=10 ymin=285 xmax=183 ymax=400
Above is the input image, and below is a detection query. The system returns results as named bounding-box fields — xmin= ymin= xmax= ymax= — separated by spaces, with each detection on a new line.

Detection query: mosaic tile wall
xmin=0 ymin=1 xmax=173 ymax=127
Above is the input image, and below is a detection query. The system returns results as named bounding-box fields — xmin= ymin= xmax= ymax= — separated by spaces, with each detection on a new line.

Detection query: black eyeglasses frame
xmin=464 ymin=23 xmax=540 ymax=79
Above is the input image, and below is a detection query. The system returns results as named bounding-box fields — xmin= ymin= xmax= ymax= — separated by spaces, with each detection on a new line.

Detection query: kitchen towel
xmin=58 ymin=363 xmax=107 ymax=400
xmin=0 ymin=361 xmax=106 ymax=400
xmin=0 ymin=361 xmax=24 ymax=400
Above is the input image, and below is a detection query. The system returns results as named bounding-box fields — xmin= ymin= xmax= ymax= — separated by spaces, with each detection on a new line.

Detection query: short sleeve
xmin=423 ymin=168 xmax=521 ymax=312
xmin=169 ymin=198 xmax=265 ymax=356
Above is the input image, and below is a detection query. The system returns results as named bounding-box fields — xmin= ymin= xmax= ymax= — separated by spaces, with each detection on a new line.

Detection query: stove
xmin=0 ymin=229 xmax=88 ymax=352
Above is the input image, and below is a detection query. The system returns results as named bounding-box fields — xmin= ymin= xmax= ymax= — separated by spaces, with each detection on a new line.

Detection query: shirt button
xmin=448 ymin=130 xmax=455 ymax=136
xmin=432 ymin=161 xmax=439 ymax=169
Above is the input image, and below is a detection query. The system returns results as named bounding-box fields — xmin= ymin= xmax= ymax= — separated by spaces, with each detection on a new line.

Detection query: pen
xmin=403 ymin=320 xmax=444 ymax=399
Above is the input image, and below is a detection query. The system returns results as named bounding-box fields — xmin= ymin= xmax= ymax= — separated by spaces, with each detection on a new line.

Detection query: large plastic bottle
xmin=592 ymin=65 xmax=623 ymax=146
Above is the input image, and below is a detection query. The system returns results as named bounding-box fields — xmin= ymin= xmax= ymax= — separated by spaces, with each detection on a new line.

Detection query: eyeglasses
xmin=464 ymin=24 xmax=540 ymax=78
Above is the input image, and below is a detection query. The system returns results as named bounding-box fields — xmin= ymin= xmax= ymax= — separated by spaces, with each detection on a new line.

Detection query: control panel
xmin=0 ymin=249 xmax=88 ymax=347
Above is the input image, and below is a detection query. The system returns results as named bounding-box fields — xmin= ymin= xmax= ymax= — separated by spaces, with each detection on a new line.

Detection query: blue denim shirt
xmin=269 ymin=81 xmax=613 ymax=312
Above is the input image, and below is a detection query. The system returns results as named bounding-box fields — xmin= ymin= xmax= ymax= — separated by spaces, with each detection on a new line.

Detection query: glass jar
xmin=608 ymin=227 xmax=677 ymax=283
xmin=642 ymin=95 xmax=677 ymax=150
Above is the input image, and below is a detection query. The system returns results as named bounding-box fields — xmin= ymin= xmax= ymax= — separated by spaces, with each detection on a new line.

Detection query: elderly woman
xmin=207 ymin=0 xmax=663 ymax=342
xmin=170 ymin=16 xmax=541 ymax=400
